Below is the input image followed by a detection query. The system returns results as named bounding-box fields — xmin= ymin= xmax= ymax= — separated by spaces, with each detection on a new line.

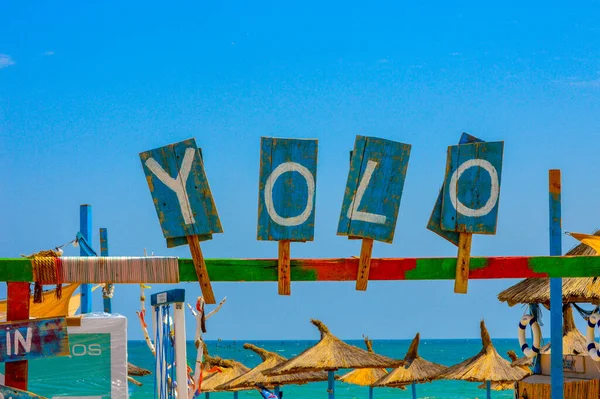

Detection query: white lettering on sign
xmin=448 ymin=159 xmax=499 ymax=217
xmin=145 ymin=147 xmax=196 ymax=225
xmin=264 ymin=162 xmax=315 ymax=227
xmin=14 ymin=328 xmax=32 ymax=354
xmin=347 ymin=160 xmax=386 ymax=224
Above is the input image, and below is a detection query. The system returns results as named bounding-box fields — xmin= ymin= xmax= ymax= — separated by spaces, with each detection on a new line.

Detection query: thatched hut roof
xmin=498 ymin=231 xmax=600 ymax=306
xmin=337 ymin=337 xmax=389 ymax=387
xmin=506 ymin=350 xmax=533 ymax=369
xmin=439 ymin=321 xmax=530 ymax=383
xmin=217 ymin=344 xmax=327 ymax=390
xmin=265 ymin=320 xmax=401 ymax=375
xmin=201 ymin=354 xmax=251 ymax=392
xmin=374 ymin=333 xmax=447 ymax=388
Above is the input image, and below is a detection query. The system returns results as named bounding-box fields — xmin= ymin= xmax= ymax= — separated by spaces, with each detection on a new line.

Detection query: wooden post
xmin=327 ymin=370 xmax=335 ymax=399
xmin=100 ymin=228 xmax=112 ymax=313
xmin=549 ymin=169 xmax=563 ymax=399
xmin=411 ymin=382 xmax=417 ymax=399
xmin=454 ymin=233 xmax=472 ymax=294
xmin=80 ymin=204 xmax=92 ymax=313
xmin=233 ymin=392 xmax=238 ymax=399
xmin=369 ymin=385 xmax=374 ymax=399
xmin=356 ymin=238 xmax=374 ymax=291
xmin=278 ymin=240 xmax=291 ymax=295
xmin=186 ymin=235 xmax=216 ymax=304
xmin=274 ymin=386 xmax=280 ymax=398
xmin=5 ymin=282 xmax=30 ymax=390
xmin=486 ymin=380 xmax=491 ymax=399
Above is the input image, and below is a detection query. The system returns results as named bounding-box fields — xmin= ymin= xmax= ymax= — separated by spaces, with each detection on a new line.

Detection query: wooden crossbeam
xmin=2 ymin=255 xmax=600 ymax=283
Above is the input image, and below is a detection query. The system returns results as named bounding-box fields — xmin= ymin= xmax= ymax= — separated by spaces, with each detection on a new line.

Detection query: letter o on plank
xmin=264 ymin=162 xmax=315 ymax=227
xmin=449 ymin=159 xmax=499 ymax=218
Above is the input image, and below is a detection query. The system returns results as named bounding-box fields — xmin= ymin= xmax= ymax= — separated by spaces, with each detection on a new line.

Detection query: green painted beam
xmin=0 ymin=256 xmax=599 ymax=283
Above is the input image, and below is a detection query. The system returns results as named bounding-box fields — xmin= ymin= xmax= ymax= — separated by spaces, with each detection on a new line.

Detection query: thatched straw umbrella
xmin=439 ymin=321 xmax=529 ymax=399
xmin=337 ymin=336 xmax=390 ymax=399
xmin=217 ymin=343 xmax=327 ymax=396
xmin=201 ymin=354 xmax=250 ymax=399
xmin=265 ymin=319 xmax=401 ymax=399
xmin=476 ymin=351 xmax=533 ymax=391
xmin=374 ymin=333 xmax=447 ymax=399
xmin=128 ymin=362 xmax=151 ymax=377
xmin=498 ymin=232 xmax=600 ymax=306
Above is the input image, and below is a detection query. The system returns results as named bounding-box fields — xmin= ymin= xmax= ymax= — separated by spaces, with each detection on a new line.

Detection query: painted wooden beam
xmin=549 ymin=169 xmax=563 ymax=399
xmin=1 ymin=255 xmax=600 ymax=283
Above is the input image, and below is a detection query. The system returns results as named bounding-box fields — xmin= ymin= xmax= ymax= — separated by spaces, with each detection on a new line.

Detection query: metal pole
xmin=80 ymin=204 xmax=92 ymax=313
xmin=486 ymin=381 xmax=491 ymax=399
xmin=411 ymin=382 xmax=417 ymax=399
xmin=100 ymin=228 xmax=112 ymax=313
xmin=549 ymin=169 xmax=563 ymax=399
xmin=328 ymin=370 xmax=335 ymax=399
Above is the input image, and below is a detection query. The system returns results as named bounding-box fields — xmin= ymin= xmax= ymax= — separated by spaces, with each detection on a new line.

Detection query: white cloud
xmin=0 ymin=54 xmax=15 ymax=69
xmin=44 ymin=51 xmax=55 ymax=56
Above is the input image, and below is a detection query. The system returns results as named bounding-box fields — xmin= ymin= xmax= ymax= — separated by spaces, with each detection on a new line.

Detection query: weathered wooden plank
xmin=278 ymin=240 xmax=291 ymax=295
xmin=186 ymin=235 xmax=215 ymax=304
xmin=441 ymin=141 xmax=504 ymax=234
xmin=337 ymin=136 xmax=411 ymax=243
xmin=139 ymin=138 xmax=222 ymax=245
xmin=257 ymin=137 xmax=318 ymax=242
xmin=5 ymin=255 xmax=600 ymax=282
xmin=5 ymin=283 xmax=30 ymax=390
xmin=0 ymin=317 xmax=69 ymax=363
xmin=0 ymin=384 xmax=47 ymax=399
xmin=427 ymin=133 xmax=483 ymax=245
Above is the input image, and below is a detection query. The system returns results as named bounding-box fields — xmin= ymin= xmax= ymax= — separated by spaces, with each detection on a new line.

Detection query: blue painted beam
xmin=549 ymin=170 xmax=563 ymax=399
xmin=80 ymin=205 xmax=92 ymax=313
xmin=100 ymin=228 xmax=112 ymax=313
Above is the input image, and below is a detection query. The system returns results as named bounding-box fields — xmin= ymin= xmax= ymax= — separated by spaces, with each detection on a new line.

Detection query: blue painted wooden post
xmin=411 ymin=382 xmax=417 ymax=399
xmin=486 ymin=381 xmax=491 ymax=399
xmin=233 ymin=392 xmax=238 ymax=399
xmin=327 ymin=370 xmax=335 ymax=399
xmin=369 ymin=385 xmax=373 ymax=399
xmin=80 ymin=204 xmax=92 ymax=313
xmin=549 ymin=169 xmax=563 ymax=399
xmin=100 ymin=228 xmax=112 ymax=313
xmin=274 ymin=386 xmax=280 ymax=397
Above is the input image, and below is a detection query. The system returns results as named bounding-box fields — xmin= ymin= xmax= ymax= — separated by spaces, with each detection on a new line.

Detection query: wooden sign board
xmin=0 ymin=385 xmax=47 ymax=399
xmin=441 ymin=141 xmax=504 ymax=234
xmin=257 ymin=137 xmax=318 ymax=241
xmin=0 ymin=318 xmax=69 ymax=363
xmin=337 ymin=136 xmax=411 ymax=290
xmin=338 ymin=136 xmax=411 ymax=243
xmin=257 ymin=137 xmax=318 ymax=295
xmin=140 ymin=138 xmax=222 ymax=247
xmin=426 ymin=133 xmax=483 ymax=245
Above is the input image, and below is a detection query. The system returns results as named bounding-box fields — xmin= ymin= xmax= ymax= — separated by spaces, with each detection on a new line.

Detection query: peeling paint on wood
xmin=441 ymin=141 xmax=504 ymax=234
xmin=337 ymin=136 xmax=411 ymax=243
xmin=140 ymin=138 xmax=222 ymax=247
xmin=0 ymin=318 xmax=69 ymax=363
xmin=257 ymin=137 xmax=318 ymax=241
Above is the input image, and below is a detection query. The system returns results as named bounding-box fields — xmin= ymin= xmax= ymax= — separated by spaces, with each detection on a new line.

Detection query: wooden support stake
xmin=186 ymin=235 xmax=216 ymax=304
xmin=5 ymin=282 xmax=31 ymax=390
xmin=454 ymin=232 xmax=472 ymax=294
xmin=356 ymin=238 xmax=374 ymax=291
xmin=278 ymin=240 xmax=291 ymax=295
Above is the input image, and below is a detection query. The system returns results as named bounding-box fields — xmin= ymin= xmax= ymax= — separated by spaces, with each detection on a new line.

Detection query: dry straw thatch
xmin=476 ymin=351 xmax=532 ymax=391
xmin=539 ymin=304 xmax=588 ymax=355
xmin=375 ymin=333 xmax=447 ymax=388
xmin=217 ymin=343 xmax=327 ymax=390
xmin=498 ymin=231 xmax=600 ymax=306
xmin=128 ymin=362 xmax=151 ymax=377
xmin=265 ymin=319 xmax=401 ymax=375
xmin=337 ymin=337 xmax=389 ymax=387
xmin=200 ymin=353 xmax=251 ymax=392
xmin=439 ymin=321 xmax=530 ymax=383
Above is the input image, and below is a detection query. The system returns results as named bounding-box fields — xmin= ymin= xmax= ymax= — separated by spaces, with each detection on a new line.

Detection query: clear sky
xmin=1 ymin=1 xmax=600 ymax=342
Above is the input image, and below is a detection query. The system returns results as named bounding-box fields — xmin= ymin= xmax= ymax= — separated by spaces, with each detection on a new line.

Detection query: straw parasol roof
xmin=201 ymin=353 xmax=251 ymax=392
xmin=217 ymin=343 xmax=327 ymax=390
xmin=498 ymin=231 xmax=600 ymax=306
xmin=477 ymin=351 xmax=533 ymax=391
xmin=539 ymin=304 xmax=588 ymax=355
xmin=128 ymin=362 xmax=151 ymax=377
xmin=337 ymin=337 xmax=389 ymax=387
xmin=374 ymin=333 xmax=447 ymax=388
xmin=439 ymin=321 xmax=530 ymax=383
xmin=265 ymin=319 xmax=402 ymax=375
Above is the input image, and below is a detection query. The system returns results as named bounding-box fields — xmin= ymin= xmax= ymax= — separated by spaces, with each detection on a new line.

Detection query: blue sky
xmin=1 ymin=1 xmax=600 ymax=341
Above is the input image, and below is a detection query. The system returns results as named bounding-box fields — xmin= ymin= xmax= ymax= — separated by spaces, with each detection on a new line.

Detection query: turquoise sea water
xmin=125 ymin=339 xmax=521 ymax=399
